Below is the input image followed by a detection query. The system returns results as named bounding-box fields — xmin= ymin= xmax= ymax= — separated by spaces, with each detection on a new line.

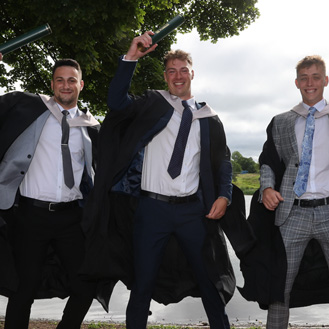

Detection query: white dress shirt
xmin=295 ymin=99 xmax=329 ymax=199
xmin=141 ymin=97 xmax=200 ymax=196
xmin=20 ymin=104 xmax=84 ymax=202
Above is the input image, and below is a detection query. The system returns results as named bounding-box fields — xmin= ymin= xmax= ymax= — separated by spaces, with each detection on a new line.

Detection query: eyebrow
xmin=299 ymin=73 xmax=322 ymax=77
xmin=55 ymin=76 xmax=78 ymax=80
xmin=166 ymin=67 xmax=189 ymax=71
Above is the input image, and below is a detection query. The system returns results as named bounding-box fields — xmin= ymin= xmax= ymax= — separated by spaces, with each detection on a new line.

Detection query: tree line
xmin=231 ymin=150 xmax=258 ymax=179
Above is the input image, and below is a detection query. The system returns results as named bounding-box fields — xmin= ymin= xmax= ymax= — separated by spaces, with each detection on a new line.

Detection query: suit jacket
xmin=0 ymin=91 xmax=100 ymax=298
xmin=259 ymin=109 xmax=300 ymax=225
xmin=260 ymin=102 xmax=329 ymax=225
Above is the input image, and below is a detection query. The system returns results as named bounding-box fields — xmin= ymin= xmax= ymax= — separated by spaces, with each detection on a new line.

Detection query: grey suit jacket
xmin=0 ymin=93 xmax=98 ymax=210
xmin=260 ymin=103 xmax=314 ymax=226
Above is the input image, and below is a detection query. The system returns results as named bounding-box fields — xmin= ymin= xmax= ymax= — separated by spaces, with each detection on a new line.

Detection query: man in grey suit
xmin=260 ymin=55 xmax=329 ymax=328
xmin=0 ymin=53 xmax=99 ymax=329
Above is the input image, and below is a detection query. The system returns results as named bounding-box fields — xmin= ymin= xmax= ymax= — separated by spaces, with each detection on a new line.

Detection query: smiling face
xmin=295 ymin=64 xmax=328 ymax=106
xmin=51 ymin=65 xmax=84 ymax=109
xmin=163 ymin=58 xmax=194 ymax=100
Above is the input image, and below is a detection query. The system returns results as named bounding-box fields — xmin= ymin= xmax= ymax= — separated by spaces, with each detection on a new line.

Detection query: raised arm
xmin=107 ymin=31 xmax=157 ymax=111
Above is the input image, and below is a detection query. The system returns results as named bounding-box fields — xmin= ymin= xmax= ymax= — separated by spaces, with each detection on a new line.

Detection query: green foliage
xmin=235 ymin=173 xmax=259 ymax=195
xmin=231 ymin=160 xmax=242 ymax=182
xmin=0 ymin=0 xmax=259 ymax=116
xmin=232 ymin=151 xmax=259 ymax=174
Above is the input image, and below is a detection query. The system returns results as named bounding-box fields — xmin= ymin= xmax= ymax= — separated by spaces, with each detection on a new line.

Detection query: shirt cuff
xmin=122 ymin=55 xmax=138 ymax=62
xmin=218 ymin=196 xmax=231 ymax=206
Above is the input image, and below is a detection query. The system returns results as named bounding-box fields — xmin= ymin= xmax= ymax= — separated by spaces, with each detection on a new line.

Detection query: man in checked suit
xmin=0 ymin=53 xmax=99 ymax=328
xmin=259 ymin=55 xmax=329 ymax=328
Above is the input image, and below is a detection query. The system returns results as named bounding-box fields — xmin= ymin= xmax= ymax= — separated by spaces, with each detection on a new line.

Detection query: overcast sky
xmin=174 ymin=0 xmax=329 ymax=160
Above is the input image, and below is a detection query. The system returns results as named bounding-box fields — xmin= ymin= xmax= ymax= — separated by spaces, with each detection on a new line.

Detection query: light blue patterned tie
xmin=293 ymin=106 xmax=317 ymax=197
xmin=167 ymin=100 xmax=193 ymax=179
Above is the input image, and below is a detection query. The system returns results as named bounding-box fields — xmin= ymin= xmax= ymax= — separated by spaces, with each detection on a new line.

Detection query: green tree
xmin=0 ymin=0 xmax=259 ymax=115
xmin=231 ymin=160 xmax=242 ymax=182
xmin=232 ymin=150 xmax=243 ymax=164
xmin=231 ymin=150 xmax=258 ymax=173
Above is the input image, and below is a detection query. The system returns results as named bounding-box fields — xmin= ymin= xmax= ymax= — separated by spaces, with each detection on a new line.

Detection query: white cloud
xmin=174 ymin=0 xmax=329 ymax=160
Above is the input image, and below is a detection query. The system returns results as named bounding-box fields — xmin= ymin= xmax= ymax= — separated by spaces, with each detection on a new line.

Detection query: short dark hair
xmin=52 ymin=59 xmax=82 ymax=79
xmin=296 ymin=55 xmax=326 ymax=76
xmin=163 ymin=49 xmax=193 ymax=69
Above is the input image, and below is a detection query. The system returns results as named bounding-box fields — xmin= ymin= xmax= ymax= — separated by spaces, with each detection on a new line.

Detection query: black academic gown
xmin=81 ymin=90 xmax=255 ymax=311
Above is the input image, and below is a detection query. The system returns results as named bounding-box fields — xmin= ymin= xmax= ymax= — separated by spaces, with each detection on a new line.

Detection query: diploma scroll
xmin=0 ymin=24 xmax=52 ymax=55
xmin=138 ymin=15 xmax=185 ymax=52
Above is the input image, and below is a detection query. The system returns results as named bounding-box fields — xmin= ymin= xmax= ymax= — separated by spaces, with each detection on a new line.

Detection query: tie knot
xmin=309 ymin=107 xmax=317 ymax=115
xmin=182 ymin=100 xmax=189 ymax=109
xmin=62 ymin=110 xmax=70 ymax=117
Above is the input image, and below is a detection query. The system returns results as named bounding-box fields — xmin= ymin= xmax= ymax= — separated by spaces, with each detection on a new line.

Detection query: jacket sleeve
xmin=218 ymin=157 xmax=233 ymax=203
xmin=258 ymin=117 xmax=286 ymax=196
xmin=107 ymin=56 xmax=138 ymax=111
xmin=259 ymin=164 xmax=276 ymax=201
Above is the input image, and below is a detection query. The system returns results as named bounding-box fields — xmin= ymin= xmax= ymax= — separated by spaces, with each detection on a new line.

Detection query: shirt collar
xmin=56 ymin=103 xmax=79 ymax=118
xmin=302 ymin=99 xmax=327 ymax=112
xmin=184 ymin=97 xmax=197 ymax=111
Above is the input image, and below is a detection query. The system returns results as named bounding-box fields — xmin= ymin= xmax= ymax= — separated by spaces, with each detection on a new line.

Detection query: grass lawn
xmin=234 ymin=173 xmax=259 ymax=195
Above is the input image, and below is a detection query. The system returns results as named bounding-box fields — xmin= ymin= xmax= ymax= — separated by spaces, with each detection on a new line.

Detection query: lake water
xmin=1 ymin=195 xmax=328 ymax=326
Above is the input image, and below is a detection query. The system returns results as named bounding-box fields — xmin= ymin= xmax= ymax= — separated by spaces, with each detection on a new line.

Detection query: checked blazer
xmin=259 ymin=102 xmax=329 ymax=226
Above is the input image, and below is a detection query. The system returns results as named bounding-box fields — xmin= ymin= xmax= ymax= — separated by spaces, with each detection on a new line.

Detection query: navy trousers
xmin=126 ymin=195 xmax=230 ymax=329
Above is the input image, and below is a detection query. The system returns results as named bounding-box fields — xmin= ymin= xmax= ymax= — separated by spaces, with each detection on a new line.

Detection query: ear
xmin=80 ymin=79 xmax=84 ymax=90
xmin=191 ymin=69 xmax=194 ymax=80
xmin=325 ymin=76 xmax=329 ymax=87
xmin=295 ymin=78 xmax=300 ymax=89
xmin=51 ymin=80 xmax=54 ymax=91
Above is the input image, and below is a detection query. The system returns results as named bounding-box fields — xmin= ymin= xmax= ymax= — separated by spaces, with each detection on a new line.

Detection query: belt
xmin=293 ymin=197 xmax=329 ymax=208
xmin=20 ymin=196 xmax=79 ymax=212
xmin=140 ymin=190 xmax=198 ymax=204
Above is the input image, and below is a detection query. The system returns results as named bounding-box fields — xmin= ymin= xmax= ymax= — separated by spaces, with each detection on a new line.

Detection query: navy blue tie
xmin=167 ymin=100 xmax=193 ymax=179
xmin=61 ymin=110 xmax=75 ymax=189
xmin=293 ymin=106 xmax=317 ymax=197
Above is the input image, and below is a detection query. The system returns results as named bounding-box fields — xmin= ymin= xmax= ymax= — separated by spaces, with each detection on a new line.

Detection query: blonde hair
xmin=296 ymin=55 xmax=326 ymax=76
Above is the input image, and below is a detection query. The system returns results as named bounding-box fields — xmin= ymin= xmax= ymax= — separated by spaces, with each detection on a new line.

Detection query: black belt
xmin=20 ymin=196 xmax=79 ymax=212
xmin=293 ymin=197 xmax=329 ymax=208
xmin=140 ymin=190 xmax=198 ymax=204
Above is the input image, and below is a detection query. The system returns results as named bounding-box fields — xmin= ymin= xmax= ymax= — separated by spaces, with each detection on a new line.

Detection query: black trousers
xmin=4 ymin=200 xmax=95 ymax=329
xmin=126 ymin=196 xmax=230 ymax=329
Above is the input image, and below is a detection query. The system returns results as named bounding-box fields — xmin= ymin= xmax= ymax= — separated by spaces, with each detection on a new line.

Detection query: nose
xmin=60 ymin=80 xmax=71 ymax=89
xmin=175 ymin=71 xmax=183 ymax=79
